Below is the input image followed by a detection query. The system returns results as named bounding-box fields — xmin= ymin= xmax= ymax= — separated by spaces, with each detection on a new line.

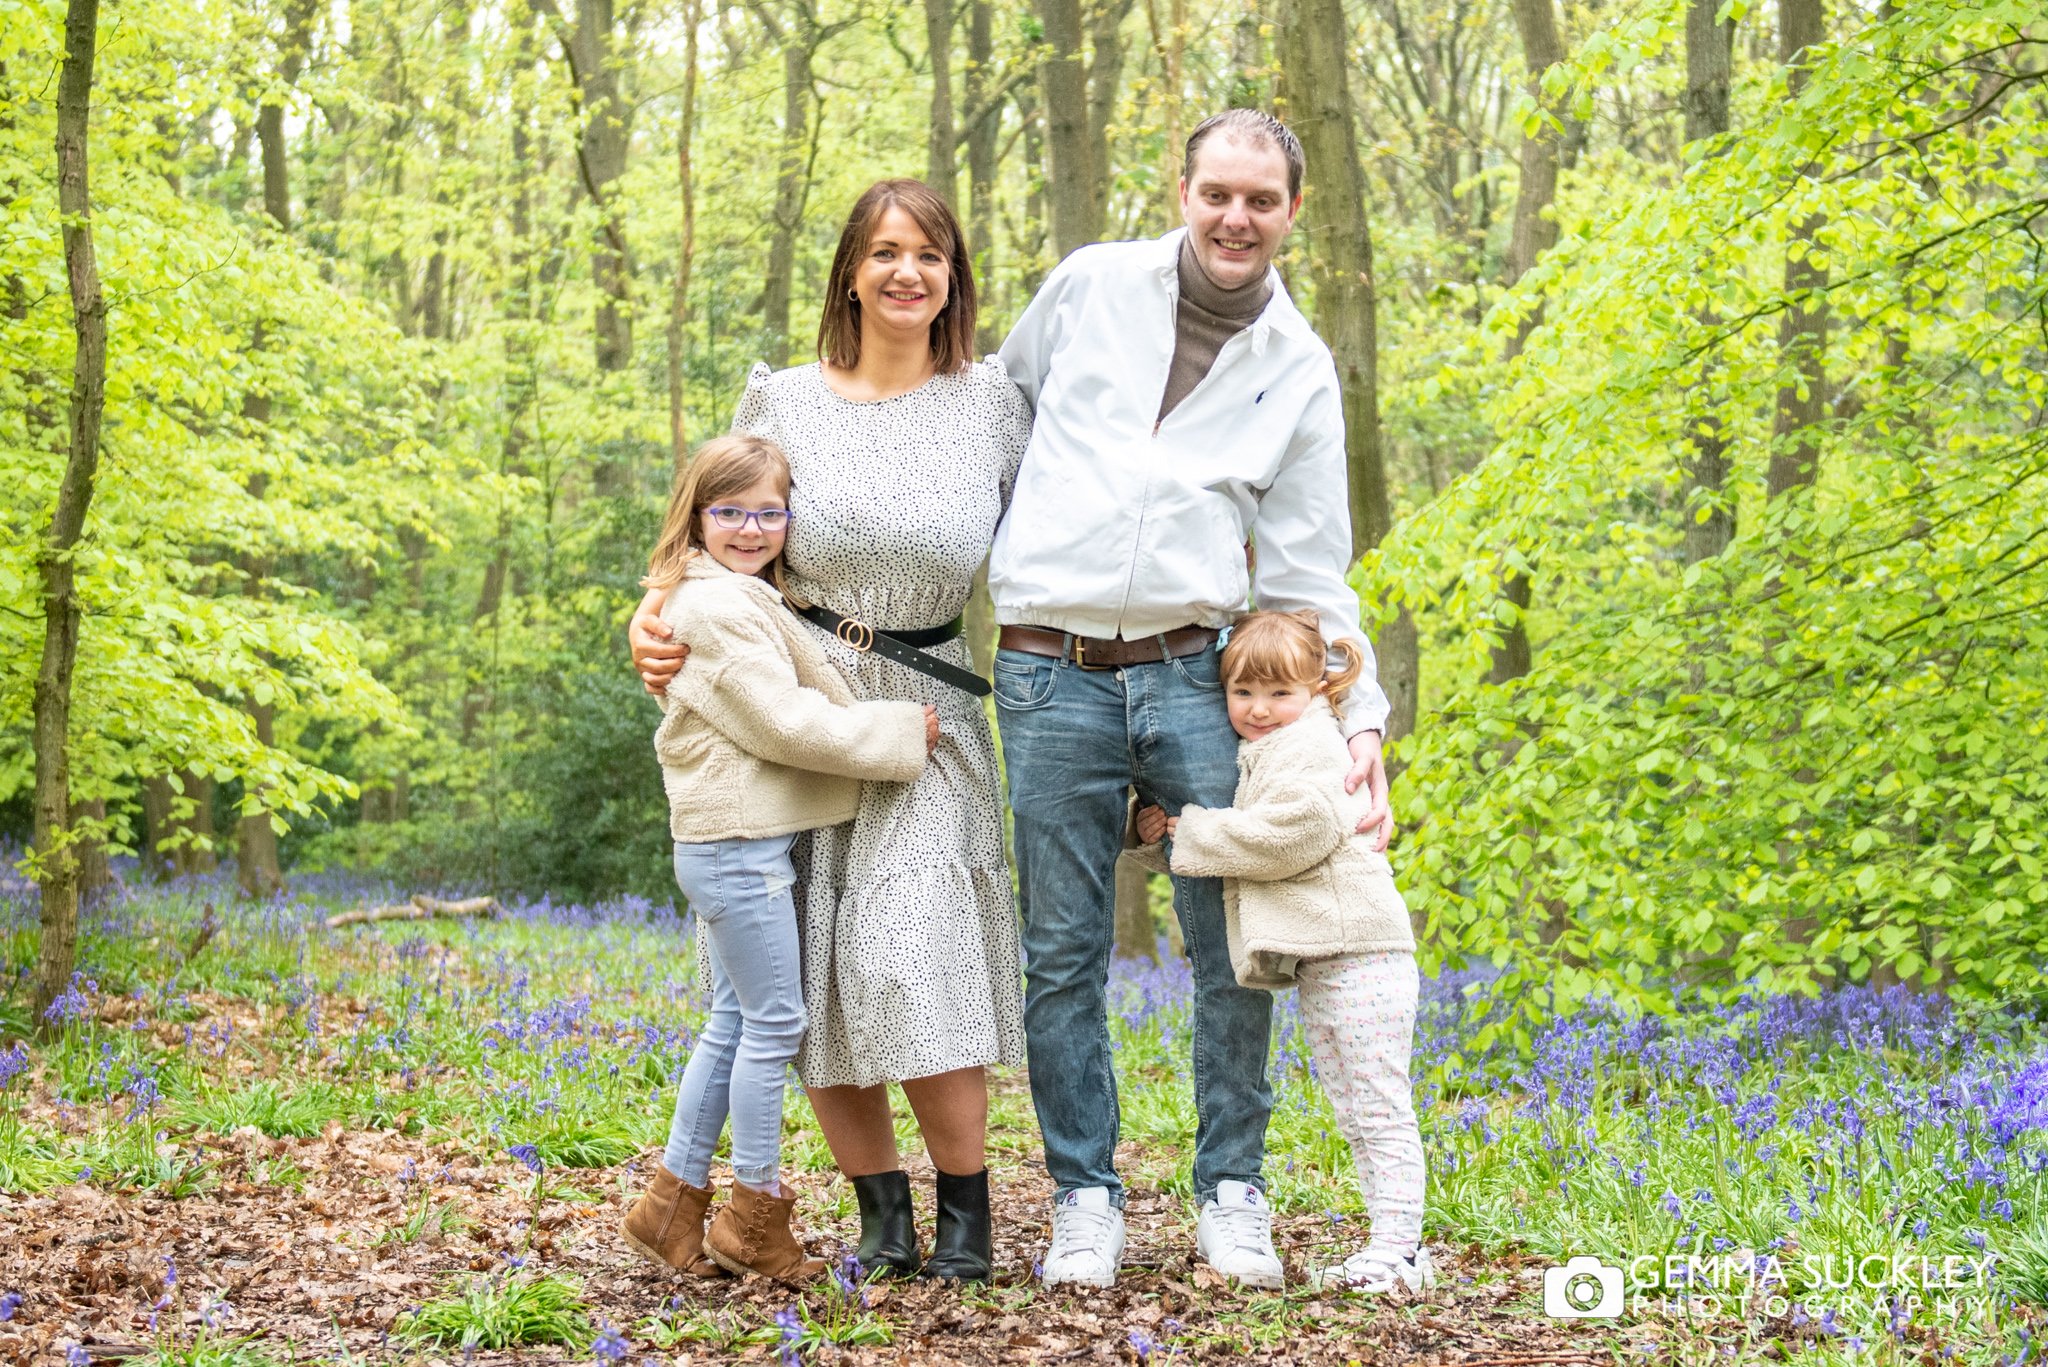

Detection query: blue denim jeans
xmin=994 ymin=642 xmax=1273 ymax=1206
xmin=662 ymin=835 xmax=806 ymax=1189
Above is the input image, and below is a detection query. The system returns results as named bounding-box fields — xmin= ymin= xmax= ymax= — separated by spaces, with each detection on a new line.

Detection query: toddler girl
xmin=1134 ymin=609 xmax=1431 ymax=1293
xmin=621 ymin=434 xmax=938 ymax=1282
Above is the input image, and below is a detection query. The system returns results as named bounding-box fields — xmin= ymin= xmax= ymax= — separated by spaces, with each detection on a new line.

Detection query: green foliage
xmin=1371 ymin=0 xmax=2048 ymax=1018
xmin=125 ymin=1331 xmax=292 ymax=1367
xmin=396 ymin=1271 xmax=593 ymax=1350
xmin=3 ymin=0 xmax=2043 ymax=1034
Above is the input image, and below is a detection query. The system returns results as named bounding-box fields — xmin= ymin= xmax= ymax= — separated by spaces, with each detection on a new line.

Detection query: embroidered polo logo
xmin=1255 ymin=391 xmax=1266 ymax=404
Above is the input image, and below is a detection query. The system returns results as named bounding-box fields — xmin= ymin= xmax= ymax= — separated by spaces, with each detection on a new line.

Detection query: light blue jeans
xmin=661 ymin=834 xmax=806 ymax=1190
xmin=995 ymin=642 xmax=1274 ymax=1207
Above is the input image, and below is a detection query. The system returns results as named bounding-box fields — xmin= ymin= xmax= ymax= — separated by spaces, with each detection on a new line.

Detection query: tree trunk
xmin=1767 ymin=0 xmax=1827 ymax=500
xmin=1085 ymin=0 xmax=1133 ymax=234
xmin=925 ymin=0 xmax=958 ymax=206
xmin=1113 ymin=855 xmax=1157 ymax=960
xmin=71 ymin=798 xmax=108 ymax=903
xmin=1229 ymin=6 xmax=1263 ymax=109
xmin=1145 ymin=0 xmax=1187 ymax=219
xmin=237 ymin=699 xmax=285 ymax=899
xmin=1503 ymin=0 xmax=1565 ymax=340
xmin=1490 ymin=0 xmax=1569 ymax=689
xmin=542 ymin=0 xmax=636 ymax=372
xmin=1680 ymin=0 xmax=1736 ymax=564
xmin=141 ymin=777 xmax=174 ymax=880
xmin=255 ymin=0 xmax=319 ymax=234
xmin=760 ymin=17 xmax=818 ymax=367
xmin=145 ymin=771 xmax=218 ymax=876
xmin=1278 ymin=0 xmax=1417 ymax=742
xmin=33 ymin=0 xmax=108 ymax=1027
xmin=1036 ymin=0 xmax=1095 ymax=256
xmin=669 ymin=0 xmax=702 ymax=463
xmin=965 ymin=0 xmax=1001 ymax=351
xmin=235 ymin=0 xmax=319 ymax=900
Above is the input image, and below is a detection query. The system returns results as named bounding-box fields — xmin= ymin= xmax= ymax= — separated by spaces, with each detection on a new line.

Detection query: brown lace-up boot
xmin=704 ymin=1182 xmax=826 ymax=1282
xmin=621 ymin=1166 xmax=723 ymax=1277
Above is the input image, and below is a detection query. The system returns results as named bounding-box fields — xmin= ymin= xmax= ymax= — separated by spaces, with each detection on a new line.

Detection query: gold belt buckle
xmin=1072 ymin=637 xmax=1113 ymax=670
xmin=836 ymin=616 xmax=875 ymax=652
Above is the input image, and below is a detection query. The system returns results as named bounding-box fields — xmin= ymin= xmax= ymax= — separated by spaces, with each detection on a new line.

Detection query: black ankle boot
xmin=919 ymin=1168 xmax=992 ymax=1282
xmin=850 ymin=1170 xmax=920 ymax=1277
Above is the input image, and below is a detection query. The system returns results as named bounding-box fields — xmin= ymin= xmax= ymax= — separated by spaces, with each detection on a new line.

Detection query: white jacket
xmin=1132 ymin=700 xmax=1414 ymax=988
xmin=655 ymin=556 xmax=928 ymax=844
xmin=993 ymin=228 xmax=1390 ymax=735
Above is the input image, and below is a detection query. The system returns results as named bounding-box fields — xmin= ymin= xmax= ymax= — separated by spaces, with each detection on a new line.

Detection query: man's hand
xmin=629 ymin=588 xmax=688 ymax=696
xmin=923 ymin=705 xmax=941 ymax=753
xmin=1134 ymin=804 xmax=1175 ymax=844
xmin=1344 ymin=729 xmax=1394 ymax=853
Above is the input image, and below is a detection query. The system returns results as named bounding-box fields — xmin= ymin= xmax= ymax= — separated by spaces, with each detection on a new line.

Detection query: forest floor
xmin=1 ymin=875 xmax=2040 ymax=1365
xmin=2 ymin=1074 xmax=1645 ymax=1366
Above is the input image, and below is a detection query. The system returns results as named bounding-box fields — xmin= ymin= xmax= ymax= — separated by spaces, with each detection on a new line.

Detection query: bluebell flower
xmin=508 ymin=1143 xmax=543 ymax=1174
xmin=0 ymin=1292 xmax=19 ymax=1321
xmin=774 ymin=1306 xmax=804 ymax=1366
xmin=591 ymin=1321 xmax=628 ymax=1363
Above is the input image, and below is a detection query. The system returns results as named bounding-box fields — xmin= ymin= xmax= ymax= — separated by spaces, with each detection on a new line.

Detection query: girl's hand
xmin=1135 ymin=805 xmax=1167 ymax=844
xmin=923 ymin=705 xmax=941 ymax=753
xmin=629 ymin=587 xmax=689 ymax=695
xmin=1165 ymin=815 xmax=1179 ymax=839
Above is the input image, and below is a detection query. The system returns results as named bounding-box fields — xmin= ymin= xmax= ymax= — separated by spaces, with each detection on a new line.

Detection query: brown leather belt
xmin=999 ymin=624 xmax=1219 ymax=669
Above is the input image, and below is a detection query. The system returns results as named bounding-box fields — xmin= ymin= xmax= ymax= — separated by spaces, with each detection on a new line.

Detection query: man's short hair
xmin=1183 ymin=110 xmax=1305 ymax=200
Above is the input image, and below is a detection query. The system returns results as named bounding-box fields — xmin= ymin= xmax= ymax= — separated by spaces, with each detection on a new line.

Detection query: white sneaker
xmin=1041 ymin=1187 xmax=1125 ymax=1288
xmin=1195 ymin=1180 xmax=1285 ymax=1289
xmin=1308 ymin=1244 xmax=1435 ymax=1294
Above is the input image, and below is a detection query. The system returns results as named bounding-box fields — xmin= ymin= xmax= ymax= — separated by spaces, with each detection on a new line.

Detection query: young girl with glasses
xmin=622 ymin=434 xmax=940 ymax=1282
xmin=1133 ymin=610 xmax=1431 ymax=1294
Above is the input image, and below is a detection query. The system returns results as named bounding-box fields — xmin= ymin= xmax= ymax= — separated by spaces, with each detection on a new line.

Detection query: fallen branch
xmin=180 ymin=904 xmax=219 ymax=966
xmin=324 ymin=895 xmax=500 ymax=930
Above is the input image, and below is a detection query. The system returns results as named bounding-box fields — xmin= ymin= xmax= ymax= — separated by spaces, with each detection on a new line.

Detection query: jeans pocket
xmin=993 ymin=651 xmax=1058 ymax=711
xmin=1169 ymin=645 xmax=1224 ymax=692
xmin=673 ymin=842 xmax=727 ymax=923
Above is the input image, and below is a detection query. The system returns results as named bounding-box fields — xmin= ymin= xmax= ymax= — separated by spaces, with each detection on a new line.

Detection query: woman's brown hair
xmin=1219 ymin=610 xmax=1366 ymax=709
xmin=817 ymin=179 xmax=978 ymax=375
xmin=643 ymin=434 xmax=795 ymax=596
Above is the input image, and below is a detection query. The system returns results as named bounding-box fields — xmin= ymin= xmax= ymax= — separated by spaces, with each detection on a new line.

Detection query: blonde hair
xmin=643 ymin=434 xmax=794 ymax=595
xmin=1219 ymin=610 xmax=1365 ymax=709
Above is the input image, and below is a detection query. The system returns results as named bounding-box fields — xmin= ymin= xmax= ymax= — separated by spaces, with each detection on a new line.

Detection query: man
xmin=991 ymin=108 xmax=1392 ymax=1290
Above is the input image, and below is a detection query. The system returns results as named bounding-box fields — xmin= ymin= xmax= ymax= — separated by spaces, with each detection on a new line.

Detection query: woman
xmin=625 ymin=179 xmax=1028 ymax=1282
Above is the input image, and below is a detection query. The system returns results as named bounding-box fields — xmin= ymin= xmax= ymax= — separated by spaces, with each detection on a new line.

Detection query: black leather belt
xmin=795 ymin=604 xmax=992 ymax=697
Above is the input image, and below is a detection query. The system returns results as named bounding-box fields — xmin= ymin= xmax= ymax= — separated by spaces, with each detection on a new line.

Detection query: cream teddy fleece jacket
xmin=654 ymin=555 xmax=928 ymax=844
xmin=1135 ymin=698 xmax=1413 ymax=989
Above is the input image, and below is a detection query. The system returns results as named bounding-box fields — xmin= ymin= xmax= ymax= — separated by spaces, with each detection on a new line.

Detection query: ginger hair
xmin=1218 ymin=610 xmax=1364 ymax=708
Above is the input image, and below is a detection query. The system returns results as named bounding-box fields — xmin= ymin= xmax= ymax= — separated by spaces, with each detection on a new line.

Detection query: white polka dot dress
xmin=732 ymin=360 xmax=1029 ymax=1090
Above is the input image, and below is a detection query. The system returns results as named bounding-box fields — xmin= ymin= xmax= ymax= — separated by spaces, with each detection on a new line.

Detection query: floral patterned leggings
xmin=1296 ymin=949 xmax=1427 ymax=1254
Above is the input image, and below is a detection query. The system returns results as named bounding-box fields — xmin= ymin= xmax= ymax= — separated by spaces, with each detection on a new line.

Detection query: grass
xmin=2 ymin=870 xmax=2043 ymax=1365
xmin=376 ymin=1195 xmax=469 ymax=1246
xmin=124 ymin=1330 xmax=293 ymax=1367
xmin=394 ymin=1270 xmax=592 ymax=1350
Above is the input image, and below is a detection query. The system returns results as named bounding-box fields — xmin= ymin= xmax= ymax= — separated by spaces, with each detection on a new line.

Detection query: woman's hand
xmin=629 ymin=588 xmax=688 ymax=695
xmin=1135 ymin=804 xmax=1171 ymax=844
xmin=923 ymin=705 xmax=941 ymax=753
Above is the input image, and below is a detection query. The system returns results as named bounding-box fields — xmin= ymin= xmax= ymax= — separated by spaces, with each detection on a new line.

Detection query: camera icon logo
xmin=1543 ymin=1256 xmax=1623 ymax=1318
